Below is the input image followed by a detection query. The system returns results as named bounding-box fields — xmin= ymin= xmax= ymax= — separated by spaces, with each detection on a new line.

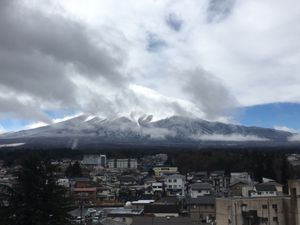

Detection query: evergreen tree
xmin=65 ymin=161 xmax=82 ymax=178
xmin=72 ymin=161 xmax=82 ymax=177
xmin=0 ymin=154 xmax=72 ymax=225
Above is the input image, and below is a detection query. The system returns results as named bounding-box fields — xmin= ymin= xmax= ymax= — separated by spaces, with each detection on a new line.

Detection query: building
xmin=189 ymin=182 xmax=212 ymax=198
xmin=187 ymin=196 xmax=216 ymax=224
xmin=82 ymin=154 xmax=107 ymax=167
xmin=164 ymin=174 xmax=185 ymax=197
xmin=153 ymin=167 xmax=178 ymax=177
xmin=132 ymin=217 xmax=194 ymax=225
xmin=216 ymin=180 xmax=300 ymax=225
xmin=229 ymin=181 xmax=251 ymax=196
xmin=73 ymin=187 xmax=97 ymax=204
xmin=250 ymin=183 xmax=278 ymax=197
xmin=144 ymin=181 xmax=164 ymax=196
xmin=210 ymin=171 xmax=229 ymax=193
xmin=108 ymin=159 xmax=138 ymax=169
xmin=230 ymin=172 xmax=252 ymax=185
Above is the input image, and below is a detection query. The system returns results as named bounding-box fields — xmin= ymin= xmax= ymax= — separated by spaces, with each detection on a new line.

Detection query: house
xmin=144 ymin=181 xmax=164 ymax=197
xmin=131 ymin=200 xmax=155 ymax=210
xmin=189 ymin=171 xmax=208 ymax=183
xmin=118 ymin=175 xmax=137 ymax=185
xmin=187 ymin=196 xmax=216 ymax=224
xmin=251 ymin=183 xmax=277 ymax=197
xmin=230 ymin=172 xmax=252 ymax=184
xmin=132 ymin=217 xmax=195 ymax=225
xmin=144 ymin=203 xmax=180 ymax=217
xmin=104 ymin=208 xmax=143 ymax=225
xmin=73 ymin=187 xmax=97 ymax=204
xmin=189 ymin=182 xmax=212 ymax=198
xmin=229 ymin=181 xmax=250 ymax=196
xmin=97 ymin=186 xmax=116 ymax=201
xmin=164 ymin=174 xmax=185 ymax=197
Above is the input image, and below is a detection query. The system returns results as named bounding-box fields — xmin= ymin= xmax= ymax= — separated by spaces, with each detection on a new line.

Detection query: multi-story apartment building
xmin=165 ymin=174 xmax=185 ymax=197
xmin=82 ymin=154 xmax=107 ymax=167
xmin=108 ymin=158 xmax=138 ymax=169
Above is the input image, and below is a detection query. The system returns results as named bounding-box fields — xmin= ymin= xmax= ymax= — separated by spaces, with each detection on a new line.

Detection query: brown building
xmin=216 ymin=180 xmax=300 ymax=225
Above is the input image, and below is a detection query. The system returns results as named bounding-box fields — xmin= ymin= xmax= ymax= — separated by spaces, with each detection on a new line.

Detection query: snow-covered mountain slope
xmin=0 ymin=115 xmax=294 ymax=148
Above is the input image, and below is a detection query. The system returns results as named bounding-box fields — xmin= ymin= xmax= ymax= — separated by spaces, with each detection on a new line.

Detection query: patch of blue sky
xmin=237 ymin=103 xmax=300 ymax=131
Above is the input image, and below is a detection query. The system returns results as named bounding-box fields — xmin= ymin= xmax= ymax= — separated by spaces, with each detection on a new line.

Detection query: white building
xmin=165 ymin=174 xmax=185 ymax=197
xmin=82 ymin=154 xmax=107 ymax=167
xmin=250 ymin=183 xmax=277 ymax=197
xmin=145 ymin=182 xmax=163 ymax=195
xmin=108 ymin=158 xmax=138 ymax=169
xmin=190 ymin=183 xmax=213 ymax=198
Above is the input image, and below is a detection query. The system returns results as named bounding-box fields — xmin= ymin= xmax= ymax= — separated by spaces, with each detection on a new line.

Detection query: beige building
xmin=153 ymin=167 xmax=178 ymax=177
xmin=216 ymin=180 xmax=300 ymax=225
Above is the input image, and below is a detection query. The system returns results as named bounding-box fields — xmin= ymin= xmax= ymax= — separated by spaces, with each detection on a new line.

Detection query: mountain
xmin=0 ymin=115 xmax=295 ymax=149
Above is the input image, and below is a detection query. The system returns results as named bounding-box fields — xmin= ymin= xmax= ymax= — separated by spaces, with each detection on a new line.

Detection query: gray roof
xmin=99 ymin=218 xmax=127 ymax=225
xmin=190 ymin=182 xmax=212 ymax=190
xmin=255 ymin=184 xmax=277 ymax=192
xmin=132 ymin=217 xmax=194 ymax=225
xmin=187 ymin=196 xmax=216 ymax=205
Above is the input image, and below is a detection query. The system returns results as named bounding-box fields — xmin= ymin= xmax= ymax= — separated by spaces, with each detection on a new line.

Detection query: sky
xmin=0 ymin=0 xmax=300 ymax=133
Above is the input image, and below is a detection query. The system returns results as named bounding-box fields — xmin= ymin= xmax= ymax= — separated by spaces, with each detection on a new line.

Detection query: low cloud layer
xmin=288 ymin=134 xmax=300 ymax=142
xmin=192 ymin=134 xmax=269 ymax=142
xmin=1 ymin=0 xmax=300 ymax=130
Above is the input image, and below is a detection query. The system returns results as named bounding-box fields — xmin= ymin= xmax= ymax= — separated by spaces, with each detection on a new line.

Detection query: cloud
xmin=288 ymin=134 xmax=300 ymax=142
xmin=0 ymin=125 xmax=6 ymax=134
xmin=0 ymin=0 xmax=127 ymax=122
xmin=274 ymin=126 xmax=298 ymax=133
xmin=0 ymin=95 xmax=51 ymax=123
xmin=0 ymin=143 xmax=25 ymax=148
xmin=146 ymin=33 xmax=167 ymax=52
xmin=206 ymin=0 xmax=236 ymax=23
xmin=1 ymin=0 xmax=300 ymax=131
xmin=182 ymin=68 xmax=238 ymax=119
xmin=192 ymin=134 xmax=269 ymax=142
xmin=166 ymin=13 xmax=183 ymax=31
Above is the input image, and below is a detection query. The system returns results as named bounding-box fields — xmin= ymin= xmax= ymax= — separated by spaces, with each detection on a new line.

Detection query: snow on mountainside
xmin=0 ymin=115 xmax=293 ymax=145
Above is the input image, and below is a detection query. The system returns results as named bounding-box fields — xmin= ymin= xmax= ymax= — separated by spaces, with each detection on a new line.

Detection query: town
xmin=1 ymin=151 xmax=300 ymax=225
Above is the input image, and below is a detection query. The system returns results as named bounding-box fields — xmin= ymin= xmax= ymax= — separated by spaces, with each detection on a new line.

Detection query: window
xmin=262 ymin=205 xmax=268 ymax=209
xmin=173 ymin=179 xmax=177 ymax=182
xmin=273 ymin=217 xmax=278 ymax=222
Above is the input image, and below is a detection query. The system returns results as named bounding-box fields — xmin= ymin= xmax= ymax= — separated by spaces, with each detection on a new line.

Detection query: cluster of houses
xmin=2 ymin=154 xmax=300 ymax=225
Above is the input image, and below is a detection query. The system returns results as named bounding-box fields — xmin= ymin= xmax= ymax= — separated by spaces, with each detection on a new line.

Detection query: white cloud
xmin=0 ymin=143 xmax=25 ymax=148
xmin=192 ymin=134 xmax=269 ymax=142
xmin=288 ymin=134 xmax=300 ymax=142
xmin=274 ymin=126 xmax=298 ymax=133
xmin=0 ymin=125 xmax=6 ymax=134
xmin=1 ymin=0 xmax=300 ymax=128
xmin=25 ymin=122 xmax=48 ymax=130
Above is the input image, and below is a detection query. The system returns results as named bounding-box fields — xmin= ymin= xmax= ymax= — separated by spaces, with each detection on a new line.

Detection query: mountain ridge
xmin=0 ymin=115 xmax=295 ymax=149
